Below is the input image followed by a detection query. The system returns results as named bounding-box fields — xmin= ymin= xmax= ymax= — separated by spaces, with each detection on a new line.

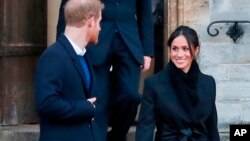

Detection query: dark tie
xmin=78 ymin=55 xmax=91 ymax=89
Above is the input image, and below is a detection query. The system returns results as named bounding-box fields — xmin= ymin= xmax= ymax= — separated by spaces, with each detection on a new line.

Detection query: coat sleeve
xmin=136 ymin=78 xmax=156 ymax=141
xmin=205 ymin=76 xmax=220 ymax=141
xmin=136 ymin=0 xmax=154 ymax=57
xmin=35 ymin=48 xmax=95 ymax=123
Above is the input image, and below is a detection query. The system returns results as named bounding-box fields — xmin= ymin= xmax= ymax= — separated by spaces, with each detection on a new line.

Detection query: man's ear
xmin=87 ymin=16 xmax=95 ymax=28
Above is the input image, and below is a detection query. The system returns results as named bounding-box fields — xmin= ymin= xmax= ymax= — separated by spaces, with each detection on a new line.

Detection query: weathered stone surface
xmin=220 ymin=132 xmax=230 ymax=141
xmin=0 ymin=125 xmax=39 ymax=141
xmin=216 ymin=80 xmax=250 ymax=101
xmin=183 ymin=0 xmax=209 ymax=26
xmin=199 ymin=43 xmax=250 ymax=65
xmin=217 ymin=101 xmax=242 ymax=130
xmin=0 ymin=125 xmax=230 ymax=141
xmin=230 ymin=65 xmax=250 ymax=80
xmin=199 ymin=64 xmax=229 ymax=81
xmin=241 ymin=101 xmax=250 ymax=123
xmin=210 ymin=0 xmax=250 ymax=21
xmin=0 ymin=56 xmax=39 ymax=125
xmin=0 ymin=0 xmax=46 ymax=125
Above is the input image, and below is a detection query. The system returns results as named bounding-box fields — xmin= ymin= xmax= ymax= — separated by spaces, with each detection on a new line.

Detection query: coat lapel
xmin=57 ymin=34 xmax=91 ymax=97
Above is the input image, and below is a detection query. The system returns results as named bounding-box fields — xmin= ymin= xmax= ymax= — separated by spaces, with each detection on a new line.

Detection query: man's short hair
xmin=64 ymin=0 xmax=104 ymax=26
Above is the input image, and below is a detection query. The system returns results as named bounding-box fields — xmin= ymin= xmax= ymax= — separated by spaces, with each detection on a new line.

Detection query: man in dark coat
xmin=57 ymin=0 xmax=154 ymax=141
xmin=35 ymin=0 xmax=104 ymax=141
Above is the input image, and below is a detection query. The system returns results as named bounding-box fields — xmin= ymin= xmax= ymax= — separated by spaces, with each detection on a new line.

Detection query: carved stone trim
xmin=164 ymin=0 xmax=184 ymax=62
xmin=167 ymin=0 xmax=184 ymax=37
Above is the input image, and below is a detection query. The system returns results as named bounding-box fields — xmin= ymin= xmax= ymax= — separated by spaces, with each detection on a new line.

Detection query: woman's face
xmin=170 ymin=35 xmax=198 ymax=73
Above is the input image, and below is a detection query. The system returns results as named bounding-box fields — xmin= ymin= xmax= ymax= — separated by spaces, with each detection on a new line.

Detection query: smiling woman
xmin=168 ymin=26 xmax=200 ymax=73
xmin=136 ymin=26 xmax=220 ymax=141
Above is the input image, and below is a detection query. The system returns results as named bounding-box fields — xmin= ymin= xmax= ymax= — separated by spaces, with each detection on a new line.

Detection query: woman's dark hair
xmin=167 ymin=25 xmax=200 ymax=57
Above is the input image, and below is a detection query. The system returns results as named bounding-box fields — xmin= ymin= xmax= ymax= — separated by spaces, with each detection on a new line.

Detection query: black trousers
xmin=95 ymin=33 xmax=141 ymax=141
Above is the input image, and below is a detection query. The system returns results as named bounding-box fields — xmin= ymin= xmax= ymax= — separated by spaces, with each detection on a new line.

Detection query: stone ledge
xmin=0 ymin=124 xmax=39 ymax=141
xmin=0 ymin=125 xmax=229 ymax=141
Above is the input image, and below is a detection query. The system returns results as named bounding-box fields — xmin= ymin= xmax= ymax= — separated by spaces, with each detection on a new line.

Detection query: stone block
xmin=241 ymin=101 xmax=250 ymax=123
xmin=199 ymin=43 xmax=234 ymax=65
xmin=210 ymin=0 xmax=250 ymax=21
xmin=184 ymin=0 xmax=209 ymax=25
xmin=229 ymin=65 xmax=250 ymax=80
xmin=216 ymin=80 xmax=250 ymax=101
xmin=199 ymin=43 xmax=250 ymax=65
xmin=217 ymin=101 xmax=241 ymax=130
xmin=199 ymin=64 xmax=229 ymax=81
xmin=220 ymin=132 xmax=230 ymax=141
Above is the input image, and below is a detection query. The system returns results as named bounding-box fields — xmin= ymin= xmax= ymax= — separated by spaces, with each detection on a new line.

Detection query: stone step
xmin=0 ymin=125 xmax=229 ymax=141
xmin=0 ymin=125 xmax=39 ymax=141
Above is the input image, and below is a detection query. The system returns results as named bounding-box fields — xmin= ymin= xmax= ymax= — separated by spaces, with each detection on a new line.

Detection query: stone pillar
xmin=167 ymin=0 xmax=184 ymax=37
xmin=0 ymin=0 xmax=47 ymax=125
xmin=47 ymin=0 xmax=61 ymax=46
xmin=165 ymin=0 xmax=185 ymax=62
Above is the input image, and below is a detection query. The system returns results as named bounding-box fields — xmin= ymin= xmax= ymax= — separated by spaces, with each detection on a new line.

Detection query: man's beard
xmin=88 ymin=33 xmax=99 ymax=45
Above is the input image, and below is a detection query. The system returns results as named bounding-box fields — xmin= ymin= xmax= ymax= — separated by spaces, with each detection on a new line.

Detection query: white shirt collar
xmin=65 ymin=34 xmax=86 ymax=56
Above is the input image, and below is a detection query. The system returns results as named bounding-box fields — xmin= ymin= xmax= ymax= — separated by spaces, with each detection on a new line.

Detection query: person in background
xmin=152 ymin=0 xmax=164 ymax=73
xmin=35 ymin=0 xmax=104 ymax=141
xmin=57 ymin=0 xmax=154 ymax=141
xmin=56 ymin=0 xmax=68 ymax=39
xmin=136 ymin=25 xmax=220 ymax=141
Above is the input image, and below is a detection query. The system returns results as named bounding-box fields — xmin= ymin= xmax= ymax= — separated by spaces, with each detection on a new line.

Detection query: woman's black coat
xmin=136 ymin=68 xmax=220 ymax=141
